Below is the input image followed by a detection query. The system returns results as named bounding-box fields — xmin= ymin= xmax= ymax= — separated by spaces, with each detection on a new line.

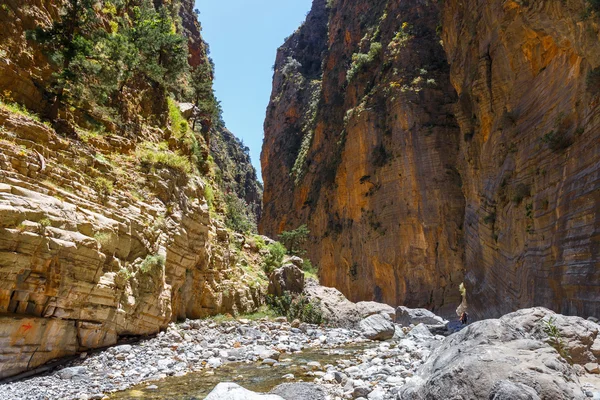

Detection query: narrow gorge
xmin=0 ymin=0 xmax=598 ymax=399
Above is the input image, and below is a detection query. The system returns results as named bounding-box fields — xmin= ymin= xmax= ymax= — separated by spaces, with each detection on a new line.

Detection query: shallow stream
xmin=110 ymin=344 xmax=373 ymax=399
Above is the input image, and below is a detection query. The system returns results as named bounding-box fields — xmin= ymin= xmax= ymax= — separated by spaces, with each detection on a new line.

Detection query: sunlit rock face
xmin=261 ymin=0 xmax=465 ymax=317
xmin=261 ymin=0 xmax=600 ymax=318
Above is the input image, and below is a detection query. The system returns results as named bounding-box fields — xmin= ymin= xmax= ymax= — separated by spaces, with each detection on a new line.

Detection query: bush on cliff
xmin=262 ymin=242 xmax=287 ymax=274
xmin=347 ymin=42 xmax=382 ymax=82
xmin=224 ymin=193 xmax=257 ymax=233
xmin=28 ymin=0 xmax=190 ymax=122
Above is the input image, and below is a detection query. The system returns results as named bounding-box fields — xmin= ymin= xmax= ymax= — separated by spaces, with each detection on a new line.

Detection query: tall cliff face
xmin=211 ymin=127 xmax=263 ymax=221
xmin=261 ymin=0 xmax=600 ymax=318
xmin=441 ymin=0 xmax=600 ymax=318
xmin=0 ymin=0 xmax=265 ymax=378
xmin=262 ymin=0 xmax=465 ymax=316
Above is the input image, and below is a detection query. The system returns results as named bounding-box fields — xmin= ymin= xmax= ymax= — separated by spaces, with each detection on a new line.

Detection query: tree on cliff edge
xmin=27 ymin=0 xmax=100 ymax=120
xmin=28 ymin=0 xmax=189 ymax=123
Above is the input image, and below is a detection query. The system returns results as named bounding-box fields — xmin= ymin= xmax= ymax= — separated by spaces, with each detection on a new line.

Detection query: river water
xmin=110 ymin=344 xmax=373 ymax=399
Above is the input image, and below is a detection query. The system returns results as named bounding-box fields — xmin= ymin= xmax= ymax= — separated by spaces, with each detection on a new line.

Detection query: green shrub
xmin=588 ymin=0 xmax=600 ymax=12
xmin=137 ymin=142 xmax=192 ymax=175
xmin=372 ymin=144 xmax=392 ymax=167
xmin=483 ymin=213 xmax=496 ymax=225
xmin=542 ymin=130 xmax=572 ymax=152
xmin=587 ymin=67 xmax=600 ymax=92
xmin=139 ymin=254 xmax=165 ymax=274
xmin=167 ymin=98 xmax=188 ymax=138
xmin=38 ymin=218 xmax=51 ymax=234
xmin=347 ymin=42 xmax=382 ymax=82
xmin=118 ymin=267 xmax=133 ymax=281
xmin=267 ymin=292 xmax=324 ymax=325
xmin=279 ymin=225 xmax=310 ymax=256
xmin=94 ymin=232 xmax=112 ymax=247
xmin=253 ymin=235 xmax=267 ymax=250
xmin=224 ymin=193 xmax=257 ymax=233
xmin=542 ymin=317 xmax=571 ymax=362
xmin=93 ymin=177 xmax=114 ymax=199
xmin=262 ymin=242 xmax=287 ymax=274
xmin=302 ymin=259 xmax=319 ymax=280
xmin=0 ymin=99 xmax=42 ymax=122
xmin=512 ymin=183 xmax=531 ymax=204
xmin=204 ymin=184 xmax=215 ymax=209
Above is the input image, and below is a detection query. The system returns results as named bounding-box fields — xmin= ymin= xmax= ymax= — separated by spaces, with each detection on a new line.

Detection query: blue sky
xmin=195 ymin=0 xmax=314 ymax=181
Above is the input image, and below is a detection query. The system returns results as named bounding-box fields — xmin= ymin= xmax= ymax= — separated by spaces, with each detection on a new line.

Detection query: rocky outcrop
xmin=261 ymin=0 xmax=600 ymax=318
xmin=268 ymin=263 xmax=305 ymax=297
xmin=396 ymin=306 xmax=449 ymax=335
xmin=0 ymin=111 xmax=267 ymax=378
xmin=399 ymin=308 xmax=596 ymax=399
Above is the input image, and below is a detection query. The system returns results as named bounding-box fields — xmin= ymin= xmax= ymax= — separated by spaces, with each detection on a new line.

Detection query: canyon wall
xmin=261 ymin=0 xmax=600 ymax=319
xmin=0 ymin=0 xmax=266 ymax=378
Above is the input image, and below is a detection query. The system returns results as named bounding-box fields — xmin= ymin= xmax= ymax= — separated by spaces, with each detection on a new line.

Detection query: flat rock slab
xmin=270 ymin=382 xmax=327 ymax=400
xmin=205 ymin=383 xmax=284 ymax=400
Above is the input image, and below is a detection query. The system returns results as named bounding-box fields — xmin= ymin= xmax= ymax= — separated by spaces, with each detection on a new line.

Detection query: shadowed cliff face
xmin=261 ymin=0 xmax=600 ymax=318
xmin=261 ymin=0 xmax=465 ymax=317
xmin=442 ymin=0 xmax=600 ymax=318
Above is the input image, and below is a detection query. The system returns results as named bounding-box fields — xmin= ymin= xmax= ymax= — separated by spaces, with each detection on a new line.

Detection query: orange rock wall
xmin=261 ymin=0 xmax=600 ymax=318
xmin=442 ymin=0 xmax=600 ymax=318
xmin=261 ymin=0 xmax=466 ymax=317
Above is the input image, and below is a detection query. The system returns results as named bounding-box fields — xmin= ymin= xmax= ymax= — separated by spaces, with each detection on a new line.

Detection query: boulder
xmin=285 ymin=256 xmax=304 ymax=269
xmin=407 ymin=324 xmax=434 ymax=341
xmin=359 ymin=313 xmax=395 ymax=341
xmin=398 ymin=308 xmax=587 ymax=400
xmin=499 ymin=307 xmax=600 ymax=365
xmin=178 ymin=102 xmax=197 ymax=119
xmin=58 ymin=366 xmax=87 ymax=380
xmin=356 ymin=302 xmax=396 ymax=320
xmin=270 ymin=382 xmax=326 ymax=400
xmin=302 ymin=280 xmax=394 ymax=328
xmin=205 ymin=383 xmax=284 ymax=400
xmin=396 ymin=306 xmax=446 ymax=327
xmin=268 ymin=264 xmax=305 ymax=297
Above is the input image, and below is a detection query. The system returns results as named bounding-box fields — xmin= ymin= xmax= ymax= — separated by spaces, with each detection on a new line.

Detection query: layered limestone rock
xmin=0 ymin=110 xmax=266 ymax=378
xmin=261 ymin=0 xmax=465 ymax=316
xmin=261 ymin=0 xmax=600 ymax=318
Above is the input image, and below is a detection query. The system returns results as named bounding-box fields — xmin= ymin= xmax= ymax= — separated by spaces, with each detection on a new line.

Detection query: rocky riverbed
xmin=0 ymin=316 xmax=388 ymax=400
xmin=2 ymin=306 xmax=600 ymax=400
